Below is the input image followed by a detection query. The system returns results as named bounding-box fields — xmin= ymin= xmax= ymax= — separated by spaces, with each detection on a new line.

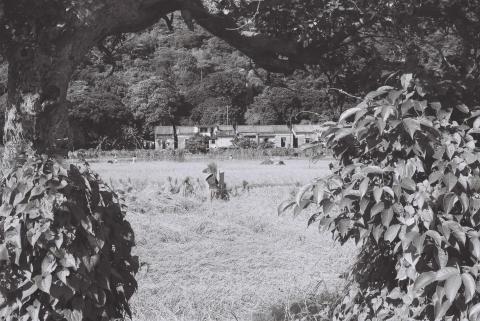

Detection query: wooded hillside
xmin=0 ymin=16 xmax=355 ymax=150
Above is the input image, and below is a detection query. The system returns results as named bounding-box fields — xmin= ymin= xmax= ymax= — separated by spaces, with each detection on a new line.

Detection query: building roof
xmin=236 ymin=125 xmax=291 ymax=135
xmin=214 ymin=125 xmax=235 ymax=137
xmin=155 ymin=126 xmax=174 ymax=135
xmin=217 ymin=131 xmax=235 ymax=138
xmin=198 ymin=125 xmax=215 ymax=129
xmin=217 ymin=125 xmax=234 ymax=131
xmin=292 ymin=124 xmax=326 ymax=134
xmin=176 ymin=126 xmax=198 ymax=135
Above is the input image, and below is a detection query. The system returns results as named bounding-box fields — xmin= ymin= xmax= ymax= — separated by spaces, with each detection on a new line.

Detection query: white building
xmin=176 ymin=126 xmax=198 ymax=149
xmin=209 ymin=125 xmax=235 ymax=149
xmin=291 ymin=124 xmax=326 ymax=147
xmin=236 ymin=125 xmax=293 ymax=148
xmin=155 ymin=126 xmax=175 ymax=150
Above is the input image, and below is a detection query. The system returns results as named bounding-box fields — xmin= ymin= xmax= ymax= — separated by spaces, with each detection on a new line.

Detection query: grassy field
xmin=91 ymin=159 xmax=330 ymax=188
xmin=91 ymin=159 xmax=356 ymax=321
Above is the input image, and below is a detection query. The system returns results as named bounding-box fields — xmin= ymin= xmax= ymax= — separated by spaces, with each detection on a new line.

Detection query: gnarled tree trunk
xmin=0 ymin=0 xmax=325 ymax=166
xmin=3 ymin=45 xmax=75 ymax=165
xmin=0 ymin=0 xmax=182 ymax=166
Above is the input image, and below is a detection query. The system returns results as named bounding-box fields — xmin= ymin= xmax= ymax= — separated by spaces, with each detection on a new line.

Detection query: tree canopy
xmin=0 ymin=0 xmax=478 ymax=155
xmin=1 ymin=1 xmax=480 ymax=320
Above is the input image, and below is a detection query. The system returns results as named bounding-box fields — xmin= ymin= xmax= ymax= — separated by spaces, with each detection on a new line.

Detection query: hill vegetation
xmin=0 ymin=17 xmax=345 ymax=150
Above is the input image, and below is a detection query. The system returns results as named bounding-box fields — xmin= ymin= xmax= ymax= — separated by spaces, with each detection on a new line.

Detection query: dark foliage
xmin=288 ymin=75 xmax=480 ymax=319
xmin=0 ymin=156 xmax=138 ymax=320
xmin=185 ymin=134 xmax=209 ymax=154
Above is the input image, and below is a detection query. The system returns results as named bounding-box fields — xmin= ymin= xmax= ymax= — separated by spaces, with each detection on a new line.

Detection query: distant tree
xmin=191 ymin=48 xmax=215 ymax=81
xmin=184 ymin=70 xmax=251 ymax=124
xmin=1 ymin=1 xmax=480 ymax=320
xmin=106 ymin=125 xmax=143 ymax=150
xmin=68 ymin=90 xmax=134 ymax=149
xmin=173 ymin=30 xmax=208 ymax=49
xmin=190 ymin=97 xmax=230 ymax=125
xmin=202 ymin=71 xmax=248 ymax=99
xmin=126 ymin=76 xmax=184 ymax=139
xmin=245 ymin=87 xmax=300 ymax=125
xmin=151 ymin=47 xmax=178 ymax=75
xmin=296 ymin=89 xmax=336 ymax=122
xmin=172 ymin=51 xmax=200 ymax=88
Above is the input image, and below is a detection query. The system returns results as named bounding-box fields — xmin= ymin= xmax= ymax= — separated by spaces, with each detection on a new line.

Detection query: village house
xmin=209 ymin=125 xmax=235 ymax=149
xmin=236 ymin=125 xmax=293 ymax=148
xmin=155 ymin=126 xmax=175 ymax=150
xmin=176 ymin=126 xmax=199 ymax=149
xmin=291 ymin=124 xmax=325 ymax=147
xmin=198 ymin=126 xmax=214 ymax=137
xmin=235 ymin=125 xmax=258 ymax=143
xmin=155 ymin=124 xmax=325 ymax=150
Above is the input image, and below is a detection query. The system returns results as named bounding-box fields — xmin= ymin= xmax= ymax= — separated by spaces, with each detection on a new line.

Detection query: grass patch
xmin=92 ymin=159 xmax=356 ymax=321
xmin=253 ymin=291 xmax=341 ymax=321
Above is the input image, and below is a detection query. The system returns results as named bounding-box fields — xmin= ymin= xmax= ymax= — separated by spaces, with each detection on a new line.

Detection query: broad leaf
xmin=296 ymin=183 xmax=313 ymax=207
xmin=371 ymin=202 xmax=385 ymax=217
xmin=403 ymin=118 xmax=421 ymax=139
xmin=384 ymin=224 xmax=401 ymax=242
xmin=278 ymin=200 xmax=296 ymax=216
xmin=434 ymin=299 xmax=452 ymax=321
xmin=444 ymin=274 xmax=461 ymax=302
xmin=339 ymin=107 xmax=362 ymax=123
xmin=373 ymin=187 xmax=383 ymax=203
xmin=414 ymin=271 xmax=436 ymax=291
xmin=381 ymin=207 xmax=393 ymax=227
xmin=443 ymin=193 xmax=458 ymax=215
xmin=462 ymin=273 xmax=476 ymax=303
xmin=0 ymin=244 xmax=9 ymax=262
xmin=470 ymin=303 xmax=480 ymax=320
xmin=401 ymin=74 xmax=413 ymax=90
xmin=436 ymin=267 xmax=459 ymax=282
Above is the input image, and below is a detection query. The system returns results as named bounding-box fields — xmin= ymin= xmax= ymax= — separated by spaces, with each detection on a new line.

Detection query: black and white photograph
xmin=0 ymin=1 xmax=479 ymax=320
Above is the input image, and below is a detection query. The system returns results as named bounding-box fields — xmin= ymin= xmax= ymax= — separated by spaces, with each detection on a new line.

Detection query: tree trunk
xmin=3 ymin=45 xmax=76 ymax=166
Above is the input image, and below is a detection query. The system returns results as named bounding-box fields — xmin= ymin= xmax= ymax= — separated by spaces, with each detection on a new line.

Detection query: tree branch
xmin=162 ymin=13 xmax=174 ymax=31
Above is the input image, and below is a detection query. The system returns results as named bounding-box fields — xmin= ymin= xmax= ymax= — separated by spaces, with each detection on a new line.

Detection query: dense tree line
xmin=0 ymin=16 xmax=349 ymax=149
xmin=5 ymin=0 xmax=474 ymax=151
xmin=0 ymin=1 xmax=479 ymax=320
xmin=63 ymin=18 xmax=345 ymax=149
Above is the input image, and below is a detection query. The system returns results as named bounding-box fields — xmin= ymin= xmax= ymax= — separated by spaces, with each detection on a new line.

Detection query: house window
xmin=281 ymin=137 xmax=286 ymax=147
xmin=305 ymin=138 xmax=311 ymax=144
xmin=211 ymin=139 xmax=216 ymax=144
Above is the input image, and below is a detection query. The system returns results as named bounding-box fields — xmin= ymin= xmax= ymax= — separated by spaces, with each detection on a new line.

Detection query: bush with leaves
xmin=258 ymin=141 xmax=275 ymax=150
xmin=231 ymin=137 xmax=258 ymax=149
xmin=285 ymin=74 xmax=480 ymax=320
xmin=0 ymin=156 xmax=138 ymax=321
xmin=185 ymin=134 xmax=210 ymax=154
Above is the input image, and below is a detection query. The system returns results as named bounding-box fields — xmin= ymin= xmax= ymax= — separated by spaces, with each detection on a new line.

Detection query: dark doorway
xmin=293 ymin=136 xmax=298 ymax=148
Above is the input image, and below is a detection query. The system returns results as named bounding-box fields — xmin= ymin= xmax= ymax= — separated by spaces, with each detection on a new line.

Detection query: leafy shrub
xmin=185 ymin=134 xmax=210 ymax=154
xmin=231 ymin=136 xmax=258 ymax=149
xmin=287 ymin=75 xmax=480 ymax=320
xmin=258 ymin=140 xmax=275 ymax=149
xmin=0 ymin=156 xmax=138 ymax=320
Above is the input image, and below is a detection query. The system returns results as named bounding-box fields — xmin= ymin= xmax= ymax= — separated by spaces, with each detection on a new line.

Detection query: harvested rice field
xmin=91 ymin=159 xmax=356 ymax=321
